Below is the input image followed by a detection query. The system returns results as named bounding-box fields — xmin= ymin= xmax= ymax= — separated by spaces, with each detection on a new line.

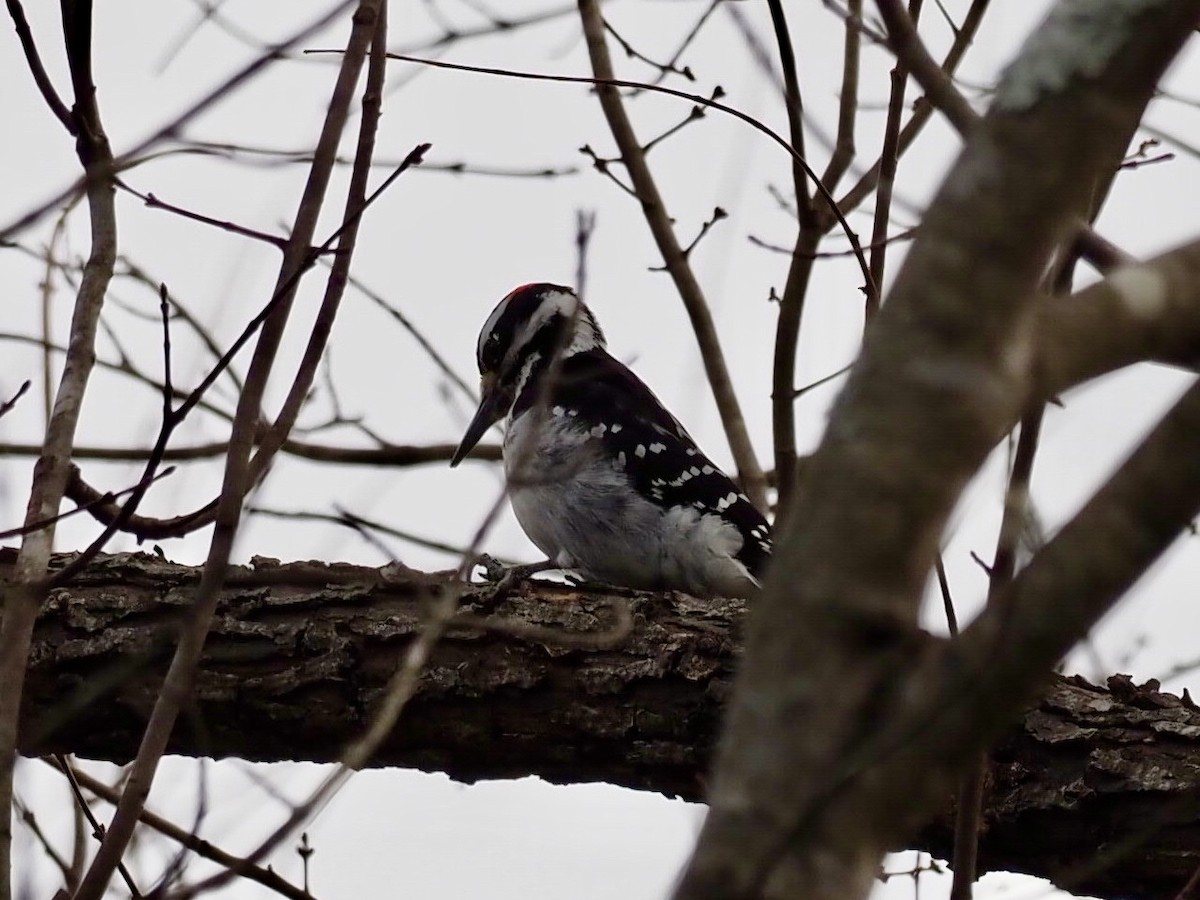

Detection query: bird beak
xmin=450 ymin=373 xmax=508 ymax=467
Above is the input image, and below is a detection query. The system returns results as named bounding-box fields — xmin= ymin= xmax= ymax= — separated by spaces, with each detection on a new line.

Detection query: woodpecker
xmin=450 ymin=283 xmax=771 ymax=598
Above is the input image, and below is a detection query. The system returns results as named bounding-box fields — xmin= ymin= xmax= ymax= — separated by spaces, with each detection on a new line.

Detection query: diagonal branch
xmin=0 ymin=0 xmax=118 ymax=892
xmin=675 ymin=3 xmax=1200 ymax=899
xmin=576 ymin=0 xmax=768 ymax=513
xmin=70 ymin=3 xmax=387 ymax=896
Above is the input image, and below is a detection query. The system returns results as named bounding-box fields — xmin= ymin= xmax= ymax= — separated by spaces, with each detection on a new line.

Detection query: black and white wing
xmin=531 ymin=349 xmax=772 ymax=579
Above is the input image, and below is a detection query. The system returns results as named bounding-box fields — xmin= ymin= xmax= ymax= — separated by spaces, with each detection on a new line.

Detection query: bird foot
xmin=471 ymin=555 xmax=560 ymax=610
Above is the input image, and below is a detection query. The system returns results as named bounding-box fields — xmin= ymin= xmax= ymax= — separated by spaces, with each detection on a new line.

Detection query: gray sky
xmin=4 ymin=1 xmax=1199 ymax=897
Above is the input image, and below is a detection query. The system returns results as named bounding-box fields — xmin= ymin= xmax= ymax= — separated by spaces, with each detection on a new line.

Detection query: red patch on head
xmin=504 ymin=283 xmax=543 ymax=303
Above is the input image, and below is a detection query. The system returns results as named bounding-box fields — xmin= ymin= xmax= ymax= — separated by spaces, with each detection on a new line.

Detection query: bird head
xmin=450 ymin=283 xmax=605 ymax=467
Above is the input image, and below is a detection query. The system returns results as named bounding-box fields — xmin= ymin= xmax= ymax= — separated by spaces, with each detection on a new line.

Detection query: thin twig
xmin=0 ymin=0 xmax=358 ymax=242
xmin=875 ymin=0 xmax=978 ymax=137
xmin=766 ymin=0 xmax=828 ymax=517
xmin=0 ymin=464 xmax=175 ymax=541
xmin=833 ymin=0 xmax=990 ymax=222
xmin=115 ymin=178 xmax=298 ymax=250
xmin=0 ymin=0 xmax=119 ymax=888
xmin=867 ymin=0 xmax=926 ymax=321
xmin=371 ymin=50 xmax=878 ymax=341
xmin=575 ymin=209 xmax=597 ymax=299
xmin=4 ymin=0 xmax=73 ymax=131
xmin=333 ymin=265 xmax=475 ymax=402
xmin=44 ymin=758 xmax=315 ymax=900
xmin=0 ymin=382 xmax=31 ymax=421
xmin=55 ymin=756 xmax=143 ymax=898
xmin=574 ymin=0 xmax=769 ymax=512
xmin=820 ymin=0 xmax=861 ymax=193
xmin=69 ymin=5 xmax=386 ymax=897
xmin=0 ymin=438 xmax=498 ymax=467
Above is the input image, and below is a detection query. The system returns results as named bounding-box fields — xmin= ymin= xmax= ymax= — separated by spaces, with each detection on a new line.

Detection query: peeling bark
xmin=10 ymin=552 xmax=1200 ymax=899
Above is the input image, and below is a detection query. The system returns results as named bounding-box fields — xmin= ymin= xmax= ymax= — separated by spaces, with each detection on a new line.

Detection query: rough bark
xmin=11 ymin=552 xmax=1200 ymax=900
xmin=671 ymin=5 xmax=1200 ymax=899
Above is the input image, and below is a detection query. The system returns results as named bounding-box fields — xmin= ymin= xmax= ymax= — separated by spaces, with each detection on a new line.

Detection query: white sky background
xmin=3 ymin=1 xmax=1200 ymax=898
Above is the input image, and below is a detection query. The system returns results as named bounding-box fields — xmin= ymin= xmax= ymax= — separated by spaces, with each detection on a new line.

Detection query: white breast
xmin=502 ymin=407 xmax=757 ymax=597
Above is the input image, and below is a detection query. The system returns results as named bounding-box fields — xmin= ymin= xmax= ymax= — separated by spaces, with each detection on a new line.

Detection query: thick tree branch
xmin=675 ymin=4 xmax=1200 ymax=900
xmin=12 ymin=552 xmax=1200 ymax=900
xmin=1035 ymin=239 xmax=1200 ymax=399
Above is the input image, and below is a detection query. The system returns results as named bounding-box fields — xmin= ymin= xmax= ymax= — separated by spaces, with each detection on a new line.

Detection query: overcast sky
xmin=4 ymin=2 xmax=1200 ymax=898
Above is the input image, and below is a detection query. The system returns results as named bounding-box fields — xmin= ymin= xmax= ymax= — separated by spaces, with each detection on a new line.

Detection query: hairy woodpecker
xmin=450 ymin=283 xmax=771 ymax=598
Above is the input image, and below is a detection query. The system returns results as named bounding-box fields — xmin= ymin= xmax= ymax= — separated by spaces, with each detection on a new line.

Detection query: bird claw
xmin=472 ymin=553 xmax=511 ymax=583
xmin=470 ymin=556 xmax=561 ymax=610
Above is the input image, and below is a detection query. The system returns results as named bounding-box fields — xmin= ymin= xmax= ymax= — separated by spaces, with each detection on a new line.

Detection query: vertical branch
xmin=868 ymin=0 xmax=924 ymax=320
xmin=0 ymin=1 xmax=116 ymax=895
xmin=41 ymin=208 xmax=75 ymax=424
xmin=820 ymin=0 xmax=861 ymax=193
xmin=576 ymin=0 xmax=767 ymax=513
xmin=766 ymin=0 xmax=813 ymax=228
xmin=245 ymin=1 xmax=397 ymax=489
xmin=766 ymin=0 xmax=824 ymax=519
xmin=947 ymin=126 xmax=1126 ymax=896
xmin=69 ymin=3 xmax=384 ymax=897
xmin=833 ymin=0 xmax=991 ymax=222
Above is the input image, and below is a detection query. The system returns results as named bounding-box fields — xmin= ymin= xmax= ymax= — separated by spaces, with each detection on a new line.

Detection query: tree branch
xmin=14 ymin=552 xmax=1200 ymax=900
xmin=0 ymin=0 xmax=118 ymax=890
xmin=576 ymin=0 xmax=768 ymax=513
xmin=675 ymin=4 xmax=1200 ymax=899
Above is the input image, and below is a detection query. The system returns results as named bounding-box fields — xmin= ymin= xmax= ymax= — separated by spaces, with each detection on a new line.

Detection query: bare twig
xmin=604 ymin=17 xmax=694 ymax=81
xmin=12 ymin=796 xmax=74 ymax=890
xmin=70 ymin=4 xmax=387 ymax=896
xmin=334 ymin=266 xmax=475 ymax=402
xmin=0 ymin=464 xmax=175 ymax=542
xmin=0 ymin=330 xmax=236 ymax=422
xmin=45 ymin=758 xmax=315 ymax=900
xmin=575 ymin=209 xmax=597 ymax=299
xmin=575 ymin=0 xmax=769 ymax=512
xmin=0 ymin=0 xmax=119 ymax=889
xmin=875 ymin=0 xmax=978 ymax=136
xmin=0 ymin=438 xmax=499 ymax=467
xmin=114 ymin=179 xmax=298 ymax=250
xmin=45 ymin=141 xmax=429 ymax=573
xmin=247 ymin=505 xmax=478 ymax=560
xmin=0 ymin=1 xmax=358 ymax=242
xmin=766 ymin=0 xmax=828 ymax=517
xmin=392 ymin=1 xmax=578 ymax=55
xmin=372 ymin=51 xmax=877 ymax=353
xmin=833 ymin=0 xmax=990 ymax=222
xmin=4 ymin=0 xmax=73 ymax=131
xmin=55 ymin=757 xmax=143 ymax=898
xmin=820 ymin=0 xmax=862 ymax=193
xmin=163 ymin=138 xmax=577 ymax=178
xmin=0 ymin=382 xmax=31 ymax=421
xmin=868 ymin=0 xmax=925 ymax=323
